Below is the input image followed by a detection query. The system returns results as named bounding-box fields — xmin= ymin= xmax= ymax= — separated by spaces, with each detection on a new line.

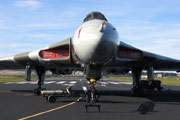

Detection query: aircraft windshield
xmin=83 ymin=12 xmax=107 ymax=23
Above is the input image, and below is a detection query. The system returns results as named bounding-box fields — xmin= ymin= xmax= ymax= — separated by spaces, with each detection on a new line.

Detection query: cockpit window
xmin=83 ymin=12 xmax=107 ymax=23
xmin=93 ymin=13 xmax=99 ymax=18
xmin=87 ymin=14 xmax=92 ymax=19
xmin=99 ymin=14 xmax=106 ymax=20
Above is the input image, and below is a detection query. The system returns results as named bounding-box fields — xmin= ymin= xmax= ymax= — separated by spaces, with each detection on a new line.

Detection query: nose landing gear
xmin=85 ymin=78 xmax=101 ymax=112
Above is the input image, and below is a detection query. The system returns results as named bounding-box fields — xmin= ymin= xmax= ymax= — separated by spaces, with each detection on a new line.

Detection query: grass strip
xmin=1 ymin=76 xmax=180 ymax=86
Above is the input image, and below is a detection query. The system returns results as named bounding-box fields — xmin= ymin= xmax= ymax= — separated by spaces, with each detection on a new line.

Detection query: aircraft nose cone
xmin=72 ymin=20 xmax=119 ymax=65
xmin=88 ymin=36 xmax=115 ymax=64
xmin=73 ymin=32 xmax=115 ymax=65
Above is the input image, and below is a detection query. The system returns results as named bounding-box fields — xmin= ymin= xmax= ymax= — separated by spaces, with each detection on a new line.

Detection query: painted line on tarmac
xmin=120 ymin=82 xmax=132 ymax=85
xmin=4 ymin=82 xmax=15 ymax=84
xmin=108 ymin=81 xmax=132 ymax=85
xmin=63 ymin=84 xmax=75 ymax=86
xmin=2 ymin=81 xmax=132 ymax=86
xmin=15 ymin=82 xmax=29 ymax=84
xmin=56 ymin=81 xmax=66 ymax=84
xmin=29 ymin=81 xmax=38 ymax=84
xmin=82 ymin=86 xmax=87 ymax=93
xmin=44 ymin=81 xmax=56 ymax=84
xmin=98 ymin=81 xmax=108 ymax=85
xmin=70 ymin=81 xmax=77 ymax=84
xmin=18 ymin=97 xmax=82 ymax=120
xmin=98 ymin=84 xmax=106 ymax=87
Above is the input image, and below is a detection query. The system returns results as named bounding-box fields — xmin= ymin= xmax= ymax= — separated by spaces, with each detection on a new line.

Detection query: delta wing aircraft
xmin=0 ymin=12 xmax=180 ymax=100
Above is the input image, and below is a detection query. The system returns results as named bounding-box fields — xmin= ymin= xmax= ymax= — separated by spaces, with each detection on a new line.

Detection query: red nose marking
xmin=102 ymin=21 xmax=106 ymax=28
xmin=78 ymin=28 xmax=82 ymax=38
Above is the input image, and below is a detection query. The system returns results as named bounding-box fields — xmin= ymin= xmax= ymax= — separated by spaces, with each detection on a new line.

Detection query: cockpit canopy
xmin=83 ymin=12 xmax=107 ymax=23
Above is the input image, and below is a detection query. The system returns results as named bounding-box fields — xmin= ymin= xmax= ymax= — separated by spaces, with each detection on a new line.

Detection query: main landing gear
xmin=33 ymin=67 xmax=46 ymax=95
xmin=131 ymin=66 xmax=163 ymax=96
xmin=131 ymin=80 xmax=162 ymax=96
xmin=85 ymin=78 xmax=101 ymax=112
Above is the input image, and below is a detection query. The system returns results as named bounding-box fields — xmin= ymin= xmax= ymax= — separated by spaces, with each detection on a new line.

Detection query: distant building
xmin=157 ymin=74 xmax=163 ymax=78
xmin=141 ymin=75 xmax=147 ymax=79
xmin=73 ymin=71 xmax=84 ymax=76
xmin=177 ymin=74 xmax=180 ymax=77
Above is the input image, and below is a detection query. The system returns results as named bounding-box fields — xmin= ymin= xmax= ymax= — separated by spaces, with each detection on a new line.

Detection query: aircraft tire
xmin=48 ymin=95 xmax=56 ymax=103
xmin=33 ymin=88 xmax=41 ymax=95
xmin=86 ymin=95 xmax=90 ymax=102
xmin=131 ymin=87 xmax=144 ymax=96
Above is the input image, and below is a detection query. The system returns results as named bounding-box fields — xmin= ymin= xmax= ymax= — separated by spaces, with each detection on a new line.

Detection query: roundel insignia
xmin=58 ymin=51 xmax=64 ymax=58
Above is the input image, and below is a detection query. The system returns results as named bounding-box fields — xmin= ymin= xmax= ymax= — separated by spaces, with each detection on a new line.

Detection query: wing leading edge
xmin=115 ymin=41 xmax=180 ymax=71
xmin=0 ymin=38 xmax=74 ymax=70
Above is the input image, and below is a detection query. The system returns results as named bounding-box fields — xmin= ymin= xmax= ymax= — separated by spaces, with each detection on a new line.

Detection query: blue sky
xmin=0 ymin=0 xmax=180 ymax=59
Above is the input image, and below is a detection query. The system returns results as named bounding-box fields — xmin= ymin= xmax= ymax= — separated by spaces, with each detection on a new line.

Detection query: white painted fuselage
xmin=72 ymin=19 xmax=119 ymax=65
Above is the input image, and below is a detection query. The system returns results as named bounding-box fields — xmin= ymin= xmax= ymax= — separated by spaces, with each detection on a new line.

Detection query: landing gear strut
xmin=85 ymin=78 xmax=100 ymax=112
xmin=131 ymin=67 xmax=144 ymax=96
xmin=33 ymin=67 xmax=46 ymax=95
xmin=86 ymin=78 xmax=98 ymax=103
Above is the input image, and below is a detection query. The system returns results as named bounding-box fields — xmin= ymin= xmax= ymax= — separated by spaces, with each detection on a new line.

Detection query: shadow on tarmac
xmin=98 ymin=89 xmax=180 ymax=103
xmin=11 ymin=90 xmax=33 ymax=93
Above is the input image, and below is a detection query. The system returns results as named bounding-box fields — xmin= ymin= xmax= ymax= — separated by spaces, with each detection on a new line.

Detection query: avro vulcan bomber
xmin=1 ymin=12 xmax=180 ymax=101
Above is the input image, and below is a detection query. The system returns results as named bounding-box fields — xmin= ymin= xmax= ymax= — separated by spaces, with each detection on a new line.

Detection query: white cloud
xmin=14 ymin=0 xmax=41 ymax=10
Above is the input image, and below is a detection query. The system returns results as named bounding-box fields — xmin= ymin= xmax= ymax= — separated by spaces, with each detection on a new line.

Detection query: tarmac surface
xmin=1 ymin=78 xmax=180 ymax=120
